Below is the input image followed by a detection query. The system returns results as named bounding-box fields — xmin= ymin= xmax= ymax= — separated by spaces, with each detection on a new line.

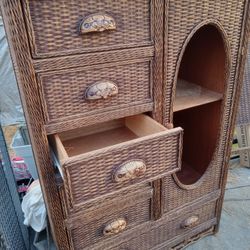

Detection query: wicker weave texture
xmin=87 ymin=200 xmax=217 ymax=250
xmin=163 ymin=146 xmax=224 ymax=213
xmin=162 ymin=0 xmax=246 ymax=221
xmin=39 ymin=59 xmax=153 ymax=123
xmin=68 ymin=187 xmax=152 ymax=249
xmin=22 ymin=0 xmax=153 ymax=58
xmin=164 ymin=0 xmax=245 ymax=125
xmin=163 ymin=176 xmax=220 ymax=213
xmin=63 ymin=128 xmax=182 ymax=208
xmin=0 ymin=1 xmax=69 ymax=248
xmin=237 ymin=43 xmax=250 ymax=125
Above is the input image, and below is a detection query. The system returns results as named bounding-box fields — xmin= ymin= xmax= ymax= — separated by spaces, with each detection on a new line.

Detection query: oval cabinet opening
xmin=173 ymin=24 xmax=227 ymax=186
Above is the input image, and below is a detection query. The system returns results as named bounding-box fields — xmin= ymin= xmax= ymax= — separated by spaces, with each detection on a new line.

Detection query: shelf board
xmin=173 ymin=79 xmax=223 ymax=112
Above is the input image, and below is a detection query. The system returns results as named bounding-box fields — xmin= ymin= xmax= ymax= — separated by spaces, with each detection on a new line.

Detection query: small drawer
xmin=38 ymin=59 xmax=153 ymax=129
xmin=22 ymin=0 xmax=158 ymax=58
xmin=50 ymin=114 xmax=183 ymax=207
xmin=66 ymin=185 xmax=153 ymax=250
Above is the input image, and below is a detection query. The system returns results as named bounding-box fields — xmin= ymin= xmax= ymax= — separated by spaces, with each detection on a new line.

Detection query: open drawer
xmin=50 ymin=114 xmax=183 ymax=208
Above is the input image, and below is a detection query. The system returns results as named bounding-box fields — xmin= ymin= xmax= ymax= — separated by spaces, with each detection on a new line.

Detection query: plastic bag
xmin=21 ymin=180 xmax=47 ymax=232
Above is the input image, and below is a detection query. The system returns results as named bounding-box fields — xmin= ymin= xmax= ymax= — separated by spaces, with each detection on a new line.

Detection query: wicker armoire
xmin=1 ymin=1 xmax=249 ymax=249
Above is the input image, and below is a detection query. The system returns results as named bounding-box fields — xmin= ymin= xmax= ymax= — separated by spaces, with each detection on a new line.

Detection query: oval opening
xmin=173 ymin=24 xmax=227 ymax=186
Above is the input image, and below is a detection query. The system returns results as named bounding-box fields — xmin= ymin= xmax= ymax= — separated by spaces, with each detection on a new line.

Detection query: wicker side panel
xmin=22 ymin=0 xmax=153 ymax=58
xmin=38 ymin=59 xmax=153 ymax=123
xmin=237 ymin=42 xmax=250 ymax=125
xmin=68 ymin=187 xmax=152 ymax=249
xmin=89 ymin=200 xmax=217 ymax=250
xmin=64 ymin=129 xmax=183 ymax=208
xmin=215 ymin=1 xmax=250 ymax=232
xmin=0 ymin=1 xmax=69 ymax=249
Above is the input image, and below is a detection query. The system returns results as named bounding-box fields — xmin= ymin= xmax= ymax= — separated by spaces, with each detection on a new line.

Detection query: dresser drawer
xmin=50 ymin=114 xmax=183 ymax=208
xmin=38 ymin=59 xmax=153 ymax=126
xmin=66 ymin=185 xmax=152 ymax=250
xmin=88 ymin=199 xmax=217 ymax=250
xmin=22 ymin=0 xmax=158 ymax=58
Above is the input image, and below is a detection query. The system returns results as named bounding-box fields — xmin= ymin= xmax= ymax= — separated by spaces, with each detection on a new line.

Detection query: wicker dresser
xmin=1 ymin=1 xmax=249 ymax=249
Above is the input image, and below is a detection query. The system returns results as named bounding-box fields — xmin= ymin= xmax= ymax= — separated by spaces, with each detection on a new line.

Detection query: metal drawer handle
xmin=103 ymin=218 xmax=127 ymax=236
xmin=85 ymin=80 xmax=118 ymax=101
xmin=181 ymin=215 xmax=199 ymax=229
xmin=113 ymin=160 xmax=146 ymax=183
xmin=79 ymin=13 xmax=116 ymax=34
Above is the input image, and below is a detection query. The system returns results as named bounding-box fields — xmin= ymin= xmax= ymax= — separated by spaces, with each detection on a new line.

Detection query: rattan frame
xmin=0 ymin=1 xmax=70 ymax=249
xmin=0 ymin=0 xmax=249 ymax=249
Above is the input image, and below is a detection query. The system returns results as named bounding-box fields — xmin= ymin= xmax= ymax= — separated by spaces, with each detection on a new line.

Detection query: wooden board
xmin=63 ymin=127 xmax=138 ymax=157
xmin=173 ymin=79 xmax=223 ymax=112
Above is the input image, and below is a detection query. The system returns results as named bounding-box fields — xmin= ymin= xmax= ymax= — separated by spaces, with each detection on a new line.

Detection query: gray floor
xmin=187 ymin=160 xmax=250 ymax=250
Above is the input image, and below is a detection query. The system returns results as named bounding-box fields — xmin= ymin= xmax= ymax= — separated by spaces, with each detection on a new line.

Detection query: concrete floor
xmin=187 ymin=160 xmax=250 ymax=250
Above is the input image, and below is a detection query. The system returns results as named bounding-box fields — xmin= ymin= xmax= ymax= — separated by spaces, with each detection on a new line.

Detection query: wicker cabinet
xmin=1 ymin=0 xmax=249 ymax=249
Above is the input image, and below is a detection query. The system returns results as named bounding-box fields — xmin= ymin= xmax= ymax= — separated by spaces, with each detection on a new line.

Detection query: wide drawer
xmin=22 ymin=0 xmax=159 ymax=58
xmin=89 ymin=199 xmax=217 ymax=250
xmin=66 ymin=185 xmax=153 ymax=250
xmin=38 ymin=59 xmax=154 ymax=126
xmin=50 ymin=114 xmax=183 ymax=208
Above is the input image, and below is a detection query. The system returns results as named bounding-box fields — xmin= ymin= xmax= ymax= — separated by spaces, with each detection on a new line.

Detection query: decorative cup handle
xmin=79 ymin=13 xmax=116 ymax=34
xmin=103 ymin=218 xmax=127 ymax=236
xmin=113 ymin=160 xmax=146 ymax=183
xmin=85 ymin=80 xmax=118 ymax=101
xmin=181 ymin=215 xmax=199 ymax=228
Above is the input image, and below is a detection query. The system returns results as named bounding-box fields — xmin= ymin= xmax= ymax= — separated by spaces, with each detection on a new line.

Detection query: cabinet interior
xmin=174 ymin=24 xmax=226 ymax=185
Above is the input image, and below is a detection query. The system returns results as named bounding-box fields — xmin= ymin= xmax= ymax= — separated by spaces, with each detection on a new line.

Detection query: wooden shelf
xmin=173 ymin=79 xmax=223 ymax=112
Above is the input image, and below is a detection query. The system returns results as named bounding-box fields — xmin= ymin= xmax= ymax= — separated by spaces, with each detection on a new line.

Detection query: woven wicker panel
xmin=164 ymin=0 xmax=245 ymax=124
xmin=163 ymin=128 xmax=226 ymax=212
xmin=237 ymin=43 xmax=250 ymax=125
xmin=68 ymin=187 xmax=152 ymax=249
xmin=22 ymin=0 xmax=153 ymax=58
xmin=38 ymin=59 xmax=153 ymax=123
xmin=64 ymin=129 xmax=182 ymax=208
xmin=162 ymin=0 xmax=246 ymax=216
xmin=0 ymin=1 xmax=70 ymax=248
xmin=89 ymin=201 xmax=216 ymax=250
xmin=163 ymin=174 xmax=220 ymax=213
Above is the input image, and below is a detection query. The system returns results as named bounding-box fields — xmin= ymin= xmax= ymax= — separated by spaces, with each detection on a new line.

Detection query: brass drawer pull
xmin=85 ymin=80 xmax=118 ymax=101
xmin=79 ymin=14 xmax=116 ymax=34
xmin=181 ymin=215 xmax=199 ymax=228
xmin=103 ymin=218 xmax=127 ymax=236
xmin=113 ymin=160 xmax=146 ymax=183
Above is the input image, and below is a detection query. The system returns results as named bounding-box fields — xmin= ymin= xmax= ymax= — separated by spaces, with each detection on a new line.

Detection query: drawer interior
xmin=50 ymin=114 xmax=167 ymax=160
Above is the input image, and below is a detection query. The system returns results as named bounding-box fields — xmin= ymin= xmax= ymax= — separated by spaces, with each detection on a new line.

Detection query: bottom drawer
xmin=66 ymin=185 xmax=153 ymax=249
xmin=93 ymin=200 xmax=217 ymax=250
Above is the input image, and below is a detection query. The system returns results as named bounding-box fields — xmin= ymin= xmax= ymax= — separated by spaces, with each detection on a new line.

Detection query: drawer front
xmin=38 ymin=59 xmax=153 ymax=124
xmin=66 ymin=186 xmax=152 ymax=250
xmin=23 ymin=0 xmax=157 ymax=58
xmin=63 ymin=128 xmax=183 ymax=207
xmin=89 ymin=200 xmax=217 ymax=250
